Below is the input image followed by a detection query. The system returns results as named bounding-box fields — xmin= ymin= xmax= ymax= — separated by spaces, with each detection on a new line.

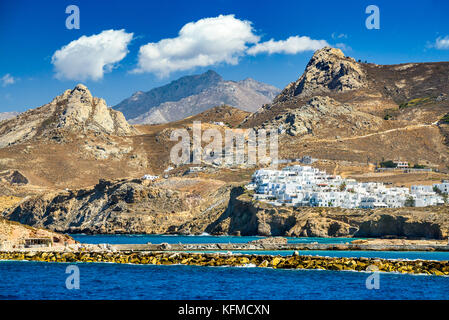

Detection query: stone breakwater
xmin=1 ymin=251 xmax=448 ymax=276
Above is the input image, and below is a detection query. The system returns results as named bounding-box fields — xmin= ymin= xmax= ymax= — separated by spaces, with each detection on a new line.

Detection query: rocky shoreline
xmin=1 ymin=250 xmax=448 ymax=276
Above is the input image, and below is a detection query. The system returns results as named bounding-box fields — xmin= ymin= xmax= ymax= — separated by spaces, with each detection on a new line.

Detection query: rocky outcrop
xmin=257 ymin=96 xmax=382 ymax=137
xmin=3 ymin=178 xmax=449 ymax=239
xmin=0 ymin=170 xmax=28 ymax=185
xmin=274 ymin=47 xmax=367 ymax=103
xmin=57 ymin=84 xmax=132 ymax=136
xmin=0 ymin=217 xmax=75 ymax=249
xmin=3 ymin=177 xmax=233 ymax=234
xmin=0 ymin=84 xmax=133 ymax=148
xmin=207 ymin=188 xmax=449 ymax=239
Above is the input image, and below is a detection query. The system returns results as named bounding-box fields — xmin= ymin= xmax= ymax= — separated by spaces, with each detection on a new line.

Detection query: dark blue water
xmin=70 ymin=234 xmax=361 ymax=245
xmin=2 ymin=235 xmax=448 ymax=300
xmin=0 ymin=261 xmax=448 ymax=300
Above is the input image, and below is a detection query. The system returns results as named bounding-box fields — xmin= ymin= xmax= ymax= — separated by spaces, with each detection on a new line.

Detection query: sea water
xmin=0 ymin=235 xmax=448 ymax=300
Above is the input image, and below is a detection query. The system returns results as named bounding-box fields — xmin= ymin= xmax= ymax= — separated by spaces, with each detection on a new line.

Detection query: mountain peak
xmin=194 ymin=70 xmax=223 ymax=83
xmin=0 ymin=85 xmax=133 ymax=148
xmin=73 ymin=83 xmax=89 ymax=92
xmin=114 ymin=70 xmax=225 ymax=119
xmin=204 ymin=69 xmax=221 ymax=77
xmin=68 ymin=83 xmax=93 ymax=104
xmin=311 ymin=46 xmax=346 ymax=60
xmin=274 ymin=46 xmax=367 ymax=102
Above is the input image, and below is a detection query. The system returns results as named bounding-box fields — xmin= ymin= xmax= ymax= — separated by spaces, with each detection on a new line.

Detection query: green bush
xmin=398 ymin=97 xmax=432 ymax=109
xmin=380 ymin=160 xmax=396 ymax=168
xmin=441 ymin=113 xmax=449 ymax=124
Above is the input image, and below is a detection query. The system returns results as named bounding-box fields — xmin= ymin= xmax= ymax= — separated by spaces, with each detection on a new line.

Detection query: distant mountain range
xmin=0 ymin=112 xmax=19 ymax=121
xmin=113 ymin=70 xmax=280 ymax=124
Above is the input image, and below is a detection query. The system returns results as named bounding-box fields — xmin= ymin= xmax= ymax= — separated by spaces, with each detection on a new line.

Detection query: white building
xmin=434 ymin=180 xmax=449 ymax=194
xmin=248 ymin=165 xmax=445 ymax=209
xmin=142 ymin=175 xmax=159 ymax=181
xmin=394 ymin=161 xmax=409 ymax=168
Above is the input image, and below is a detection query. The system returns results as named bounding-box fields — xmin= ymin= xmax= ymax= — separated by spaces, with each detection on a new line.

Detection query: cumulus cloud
xmin=1 ymin=74 xmax=15 ymax=87
xmin=52 ymin=29 xmax=133 ymax=81
xmin=134 ymin=15 xmax=259 ymax=77
xmin=247 ymin=36 xmax=328 ymax=55
xmin=335 ymin=43 xmax=352 ymax=52
xmin=435 ymin=36 xmax=449 ymax=50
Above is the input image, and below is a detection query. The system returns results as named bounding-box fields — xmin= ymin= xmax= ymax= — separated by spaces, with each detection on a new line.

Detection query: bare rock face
xmin=257 ymin=96 xmax=382 ymax=137
xmin=207 ymin=189 xmax=449 ymax=239
xmin=0 ymin=84 xmax=133 ymax=148
xmin=275 ymin=47 xmax=367 ymax=102
xmin=3 ymin=177 xmax=233 ymax=235
xmin=57 ymin=84 xmax=132 ymax=135
xmin=0 ymin=170 xmax=28 ymax=185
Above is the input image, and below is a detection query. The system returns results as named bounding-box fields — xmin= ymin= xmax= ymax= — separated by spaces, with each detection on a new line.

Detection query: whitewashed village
xmin=247 ymin=165 xmax=449 ymax=209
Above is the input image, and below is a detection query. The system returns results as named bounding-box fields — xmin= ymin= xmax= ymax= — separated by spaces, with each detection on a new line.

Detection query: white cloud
xmin=51 ymin=29 xmax=133 ymax=81
xmin=435 ymin=36 xmax=449 ymax=50
xmin=1 ymin=74 xmax=15 ymax=87
xmin=247 ymin=36 xmax=328 ymax=55
xmin=134 ymin=15 xmax=259 ymax=77
xmin=335 ymin=43 xmax=352 ymax=52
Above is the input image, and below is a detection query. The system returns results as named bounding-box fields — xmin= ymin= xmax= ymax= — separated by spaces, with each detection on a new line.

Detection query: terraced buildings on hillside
xmin=247 ymin=165 xmax=446 ymax=209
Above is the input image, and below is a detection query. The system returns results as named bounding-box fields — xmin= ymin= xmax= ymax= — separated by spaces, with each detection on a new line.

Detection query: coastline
xmin=1 ymin=248 xmax=449 ymax=276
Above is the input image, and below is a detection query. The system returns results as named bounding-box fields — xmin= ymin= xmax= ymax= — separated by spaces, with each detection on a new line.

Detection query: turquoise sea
xmin=0 ymin=235 xmax=448 ymax=300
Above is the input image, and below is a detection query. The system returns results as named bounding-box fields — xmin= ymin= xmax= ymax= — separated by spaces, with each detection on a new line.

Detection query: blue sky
xmin=0 ymin=0 xmax=448 ymax=113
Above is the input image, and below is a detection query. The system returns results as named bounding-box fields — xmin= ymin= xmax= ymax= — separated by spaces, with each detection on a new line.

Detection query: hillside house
xmin=249 ymin=165 xmax=444 ymax=209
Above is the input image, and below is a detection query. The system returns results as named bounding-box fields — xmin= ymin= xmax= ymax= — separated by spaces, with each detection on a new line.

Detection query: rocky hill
xmin=3 ymin=177 xmax=234 ymax=234
xmin=114 ymin=70 xmax=279 ymax=124
xmin=0 ymin=85 xmax=149 ymax=189
xmin=256 ymin=95 xmax=383 ymax=138
xmin=242 ymin=47 xmax=449 ymax=170
xmin=0 ymin=84 xmax=133 ymax=149
xmin=0 ymin=216 xmax=75 ymax=249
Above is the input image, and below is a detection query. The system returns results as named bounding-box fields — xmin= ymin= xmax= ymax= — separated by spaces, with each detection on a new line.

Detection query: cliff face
xmin=3 ymin=177 xmax=233 ymax=234
xmin=256 ymin=96 xmax=383 ymax=138
xmin=207 ymin=188 xmax=449 ymax=239
xmin=3 ymin=180 xmax=449 ymax=239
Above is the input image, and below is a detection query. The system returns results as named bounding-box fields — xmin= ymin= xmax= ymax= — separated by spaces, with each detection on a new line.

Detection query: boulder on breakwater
xmin=0 ymin=251 xmax=448 ymax=276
